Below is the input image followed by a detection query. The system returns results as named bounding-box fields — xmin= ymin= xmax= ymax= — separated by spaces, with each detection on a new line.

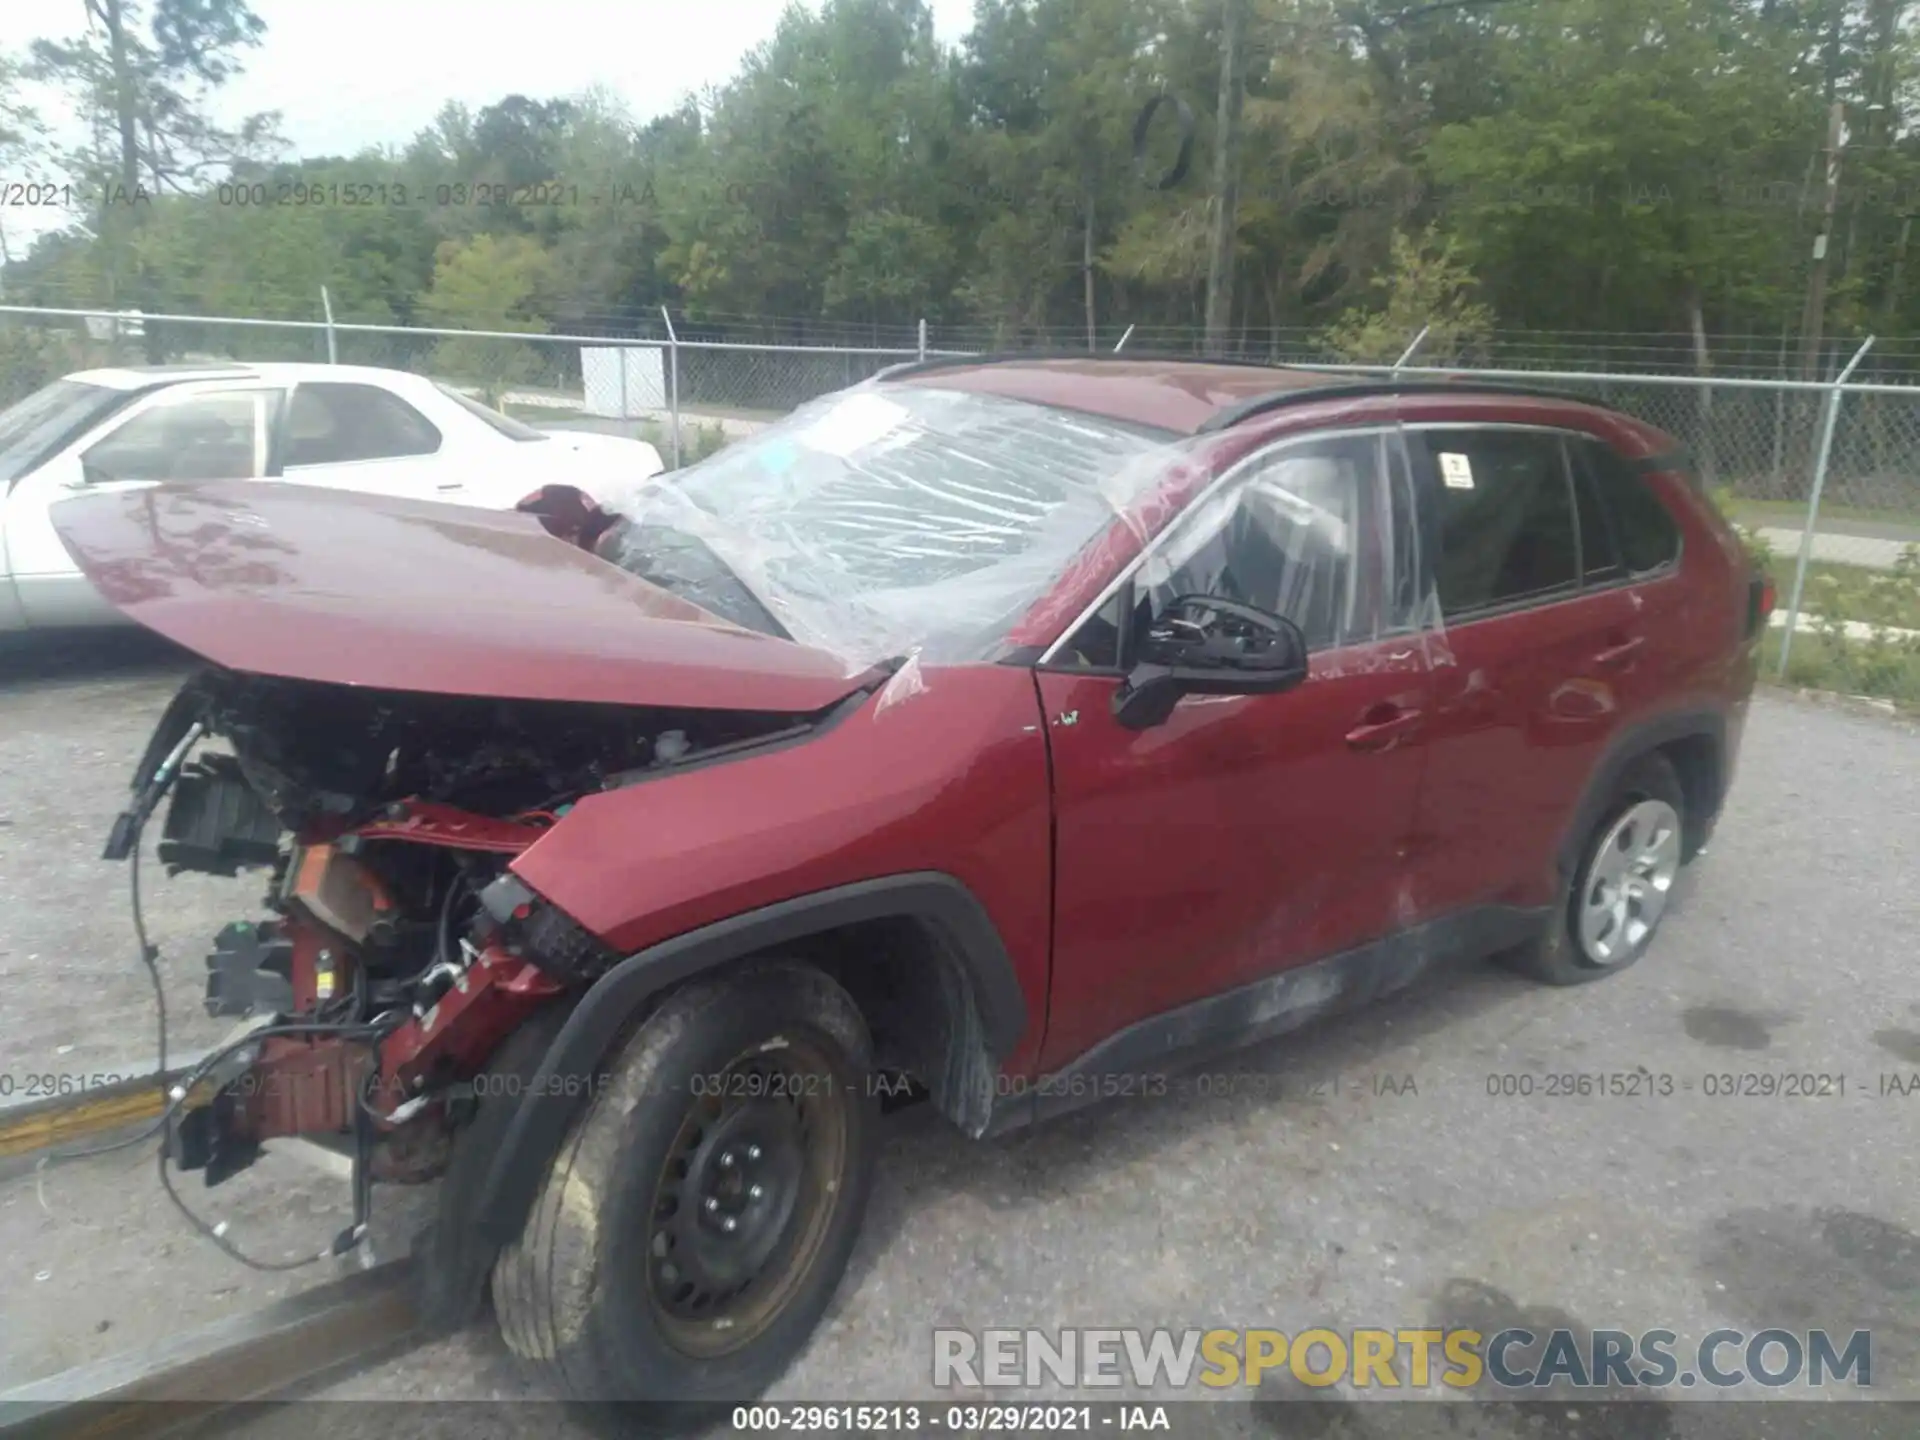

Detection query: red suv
xmin=59 ymin=357 xmax=1767 ymax=1428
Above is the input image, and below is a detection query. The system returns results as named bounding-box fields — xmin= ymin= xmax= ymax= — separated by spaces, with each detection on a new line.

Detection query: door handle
xmin=436 ymin=481 xmax=464 ymax=491
xmin=1590 ymin=635 xmax=1646 ymax=670
xmin=1345 ymin=702 xmax=1423 ymax=752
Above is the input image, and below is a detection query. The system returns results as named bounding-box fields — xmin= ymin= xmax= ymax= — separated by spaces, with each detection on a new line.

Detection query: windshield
xmin=0 ymin=379 xmax=147 ymax=485
xmin=433 ymin=382 xmax=550 ymax=442
xmin=598 ymin=385 xmax=1177 ymax=665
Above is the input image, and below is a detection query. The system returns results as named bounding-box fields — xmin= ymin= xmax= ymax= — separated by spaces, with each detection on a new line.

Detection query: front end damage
xmin=110 ymin=666 xmax=824 ymax=1251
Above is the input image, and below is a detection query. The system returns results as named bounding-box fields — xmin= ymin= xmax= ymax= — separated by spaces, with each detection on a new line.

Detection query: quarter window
xmin=1575 ymin=439 xmax=1680 ymax=574
xmin=1416 ymin=430 xmax=1578 ymax=617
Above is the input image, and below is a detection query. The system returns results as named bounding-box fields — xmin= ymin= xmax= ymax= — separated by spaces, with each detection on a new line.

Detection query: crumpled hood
xmin=50 ymin=480 xmax=877 ymax=712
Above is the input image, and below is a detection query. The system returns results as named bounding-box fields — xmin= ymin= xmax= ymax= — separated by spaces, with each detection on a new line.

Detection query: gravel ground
xmin=2 ymin=643 xmax=1917 ymax=1438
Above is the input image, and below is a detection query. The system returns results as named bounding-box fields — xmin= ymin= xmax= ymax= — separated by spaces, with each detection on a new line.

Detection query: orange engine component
xmin=289 ymin=844 xmax=398 ymax=944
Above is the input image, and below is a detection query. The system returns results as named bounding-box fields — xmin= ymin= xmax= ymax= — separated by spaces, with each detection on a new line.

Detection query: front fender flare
xmin=468 ymin=871 xmax=1029 ymax=1252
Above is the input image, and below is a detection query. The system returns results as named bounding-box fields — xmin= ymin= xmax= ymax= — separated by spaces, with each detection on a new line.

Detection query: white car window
xmin=81 ymin=391 xmax=273 ymax=484
xmin=283 ymin=383 xmax=442 ymax=466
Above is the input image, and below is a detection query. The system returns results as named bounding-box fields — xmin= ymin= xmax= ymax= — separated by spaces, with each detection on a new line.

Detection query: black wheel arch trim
xmin=1556 ymin=707 xmax=1726 ymax=881
xmin=468 ymin=871 xmax=1029 ymax=1252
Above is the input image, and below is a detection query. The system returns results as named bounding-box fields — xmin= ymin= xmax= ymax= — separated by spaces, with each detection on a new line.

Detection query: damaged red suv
xmin=56 ymin=357 xmax=1767 ymax=1427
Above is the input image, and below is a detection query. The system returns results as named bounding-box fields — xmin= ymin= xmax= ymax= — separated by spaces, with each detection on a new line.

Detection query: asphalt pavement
xmin=1 ymin=638 xmax=1916 ymax=1438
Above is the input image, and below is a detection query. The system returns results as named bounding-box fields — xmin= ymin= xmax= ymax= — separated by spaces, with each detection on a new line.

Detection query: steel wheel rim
xmin=644 ymin=1035 xmax=849 ymax=1359
xmin=1576 ymin=798 xmax=1681 ymax=966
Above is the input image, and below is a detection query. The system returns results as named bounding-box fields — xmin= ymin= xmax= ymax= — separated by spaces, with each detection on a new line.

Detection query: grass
xmin=1721 ymin=495 xmax=1920 ymax=532
xmin=1768 ymin=556 xmax=1920 ymax=632
xmin=1724 ymin=504 xmax=1920 ymax=703
xmin=1774 ymin=625 xmax=1920 ymax=709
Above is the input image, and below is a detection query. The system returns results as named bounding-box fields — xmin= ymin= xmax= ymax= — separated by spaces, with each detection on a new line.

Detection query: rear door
xmin=276 ymin=381 xmax=454 ymax=500
xmin=1400 ymin=424 xmax=1646 ymax=921
xmin=1035 ymin=426 xmax=1434 ymax=1070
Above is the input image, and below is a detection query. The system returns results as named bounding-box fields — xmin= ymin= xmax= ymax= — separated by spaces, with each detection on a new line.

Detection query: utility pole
xmin=1798 ymin=100 xmax=1845 ymax=381
xmin=1883 ymin=213 xmax=1914 ymax=329
xmin=1204 ymin=0 xmax=1248 ymax=354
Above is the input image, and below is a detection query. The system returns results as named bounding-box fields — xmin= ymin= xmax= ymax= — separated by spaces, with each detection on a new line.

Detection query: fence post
xmin=616 ymin=345 xmax=630 ymax=422
xmin=917 ymin=318 xmax=927 ymax=362
xmin=1393 ymin=326 xmax=1430 ymax=371
xmin=660 ymin=305 xmax=681 ymax=470
xmin=1777 ymin=335 xmax=1874 ymax=677
xmin=320 ymin=286 xmax=338 ymax=364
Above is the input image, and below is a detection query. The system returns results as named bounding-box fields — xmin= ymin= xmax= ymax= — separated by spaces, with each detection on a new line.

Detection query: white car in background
xmin=0 ymin=362 xmax=665 ymax=632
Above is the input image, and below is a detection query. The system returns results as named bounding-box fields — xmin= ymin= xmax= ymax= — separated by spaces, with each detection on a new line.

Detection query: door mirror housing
xmin=1112 ymin=594 xmax=1311 ymax=730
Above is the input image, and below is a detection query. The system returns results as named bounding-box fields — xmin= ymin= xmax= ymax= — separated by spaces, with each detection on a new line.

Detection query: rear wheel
xmin=493 ymin=962 xmax=877 ymax=1434
xmin=1505 ymin=752 xmax=1686 ymax=986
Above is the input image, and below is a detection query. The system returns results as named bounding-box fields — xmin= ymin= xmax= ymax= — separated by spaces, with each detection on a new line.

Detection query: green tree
xmin=1320 ymin=224 xmax=1494 ymax=364
xmin=30 ymin=0 xmax=281 ymax=349
xmin=0 ymin=51 xmax=50 ymax=272
xmin=417 ymin=233 xmax=555 ymax=406
xmin=1419 ymin=0 xmax=1823 ymax=334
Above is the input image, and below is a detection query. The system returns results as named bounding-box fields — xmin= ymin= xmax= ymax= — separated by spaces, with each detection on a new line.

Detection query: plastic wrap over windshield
xmin=598 ymin=385 xmax=1184 ymax=666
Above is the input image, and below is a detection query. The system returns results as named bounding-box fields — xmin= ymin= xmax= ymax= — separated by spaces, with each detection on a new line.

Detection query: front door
xmin=1036 ymin=427 xmax=1434 ymax=1071
xmin=5 ymin=384 xmax=281 ymax=628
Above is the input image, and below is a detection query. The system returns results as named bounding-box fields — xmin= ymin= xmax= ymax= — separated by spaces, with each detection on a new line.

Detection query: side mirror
xmin=1113 ymin=595 xmax=1310 ymax=731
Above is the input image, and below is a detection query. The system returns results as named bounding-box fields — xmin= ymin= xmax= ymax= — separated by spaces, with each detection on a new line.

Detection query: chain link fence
xmin=9 ymin=303 xmax=1920 ymax=517
xmin=3 ymin=302 xmax=1917 ymax=681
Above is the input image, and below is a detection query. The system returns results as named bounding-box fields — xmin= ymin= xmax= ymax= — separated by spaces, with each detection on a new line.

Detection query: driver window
xmin=81 ymin=390 xmax=273 ymax=484
xmin=1133 ymin=433 xmax=1377 ymax=654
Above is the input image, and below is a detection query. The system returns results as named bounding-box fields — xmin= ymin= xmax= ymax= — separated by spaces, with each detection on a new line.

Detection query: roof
xmin=883 ymin=355 xmax=1342 ymax=435
xmin=67 ymin=364 xmax=258 ymax=390
xmin=880 ymin=354 xmax=1605 ymax=437
xmin=65 ymin=362 xmax=441 ymax=391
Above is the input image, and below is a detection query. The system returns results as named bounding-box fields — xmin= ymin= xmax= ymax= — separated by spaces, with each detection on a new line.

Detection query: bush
xmin=641 ymin=419 xmax=731 ymax=469
xmin=1780 ymin=625 xmax=1920 ymax=707
xmin=0 ymin=323 xmax=97 ymax=406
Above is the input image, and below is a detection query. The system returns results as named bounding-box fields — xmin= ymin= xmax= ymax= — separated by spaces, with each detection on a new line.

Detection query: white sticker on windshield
xmin=796 ymin=392 xmax=911 ymax=458
xmin=1440 ymin=452 xmax=1475 ymax=489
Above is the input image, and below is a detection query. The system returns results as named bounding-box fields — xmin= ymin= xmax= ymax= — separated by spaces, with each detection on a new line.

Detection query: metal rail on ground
xmin=0 ymin=1074 xmax=426 ymax=1438
xmin=0 ymin=1259 xmax=420 ymax=1439
xmin=0 ymin=1052 xmax=215 ymax=1181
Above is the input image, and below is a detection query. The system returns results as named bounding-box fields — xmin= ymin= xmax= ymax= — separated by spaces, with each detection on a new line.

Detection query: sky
xmin=4 ymin=0 xmax=979 ymax=246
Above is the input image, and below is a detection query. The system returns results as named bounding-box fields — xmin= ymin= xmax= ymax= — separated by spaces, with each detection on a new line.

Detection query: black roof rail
xmin=1196 ymin=377 xmax=1603 ymax=433
xmin=871 ymin=349 xmax=1305 ymax=383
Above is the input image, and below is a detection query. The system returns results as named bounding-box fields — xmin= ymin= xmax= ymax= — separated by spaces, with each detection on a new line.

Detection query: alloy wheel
xmin=1576 ymin=798 xmax=1682 ymax=966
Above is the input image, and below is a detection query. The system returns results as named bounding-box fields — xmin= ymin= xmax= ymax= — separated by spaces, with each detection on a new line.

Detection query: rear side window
xmin=1573 ymin=439 xmax=1681 ymax=574
xmin=1413 ymin=429 xmax=1578 ymax=618
xmin=283 ymin=383 xmax=441 ymax=466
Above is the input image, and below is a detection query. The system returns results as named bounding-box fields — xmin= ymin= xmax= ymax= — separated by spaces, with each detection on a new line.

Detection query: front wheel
xmin=1504 ymin=752 xmax=1687 ymax=986
xmin=493 ymin=962 xmax=878 ymax=1433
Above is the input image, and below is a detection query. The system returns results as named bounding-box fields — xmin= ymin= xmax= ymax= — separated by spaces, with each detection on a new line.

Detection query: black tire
xmin=1503 ymin=751 xmax=1687 ymax=986
xmin=493 ymin=961 xmax=878 ymax=1434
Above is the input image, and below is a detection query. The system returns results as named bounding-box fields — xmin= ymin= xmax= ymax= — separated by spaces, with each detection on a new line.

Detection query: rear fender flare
xmin=468 ymin=872 xmax=1029 ymax=1252
xmin=1556 ymin=708 xmax=1727 ymax=884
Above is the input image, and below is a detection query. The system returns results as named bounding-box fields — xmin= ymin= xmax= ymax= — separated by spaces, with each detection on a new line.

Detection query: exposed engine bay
xmin=108 ymin=665 xmax=828 ymax=1259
